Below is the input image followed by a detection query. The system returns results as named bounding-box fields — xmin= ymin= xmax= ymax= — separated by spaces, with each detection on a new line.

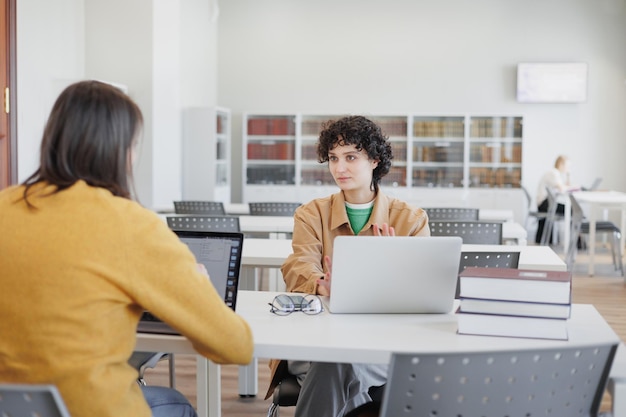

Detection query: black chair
xmin=456 ymin=251 xmax=520 ymax=298
xmin=166 ymin=215 xmax=240 ymax=232
xmin=249 ymin=202 xmax=301 ymax=217
xmin=565 ymin=193 xmax=624 ymax=275
xmin=267 ymin=375 xmax=385 ymax=417
xmin=173 ymin=201 xmax=225 ymax=215
xmin=0 ymin=384 xmax=71 ymax=417
xmin=374 ymin=344 xmax=617 ymax=417
xmin=429 ymin=221 xmax=503 ymax=244
xmin=424 ymin=207 xmax=479 ymax=221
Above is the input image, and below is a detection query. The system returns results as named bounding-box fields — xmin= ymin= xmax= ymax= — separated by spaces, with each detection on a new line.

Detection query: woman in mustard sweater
xmin=0 ymin=81 xmax=253 ymax=417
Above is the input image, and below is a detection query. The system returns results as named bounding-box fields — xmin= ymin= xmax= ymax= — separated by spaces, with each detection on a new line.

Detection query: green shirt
xmin=345 ymin=201 xmax=375 ymax=235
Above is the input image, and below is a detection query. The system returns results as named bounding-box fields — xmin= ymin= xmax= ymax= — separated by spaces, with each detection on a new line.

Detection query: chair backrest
xmin=249 ymin=202 xmax=301 ymax=217
xmin=166 ymin=215 xmax=240 ymax=232
xmin=520 ymin=184 xmax=533 ymax=210
xmin=424 ymin=207 xmax=479 ymax=221
xmin=0 ymin=384 xmax=71 ymax=417
xmin=173 ymin=201 xmax=225 ymax=215
xmin=429 ymin=221 xmax=503 ymax=244
xmin=380 ymin=343 xmax=618 ymax=417
xmin=456 ymin=251 xmax=520 ymax=298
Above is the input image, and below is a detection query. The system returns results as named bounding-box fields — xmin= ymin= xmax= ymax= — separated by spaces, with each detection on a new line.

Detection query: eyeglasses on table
xmin=269 ymin=294 xmax=324 ymax=316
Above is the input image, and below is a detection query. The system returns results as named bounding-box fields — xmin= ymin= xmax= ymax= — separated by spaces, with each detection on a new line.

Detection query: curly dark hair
xmin=317 ymin=115 xmax=393 ymax=192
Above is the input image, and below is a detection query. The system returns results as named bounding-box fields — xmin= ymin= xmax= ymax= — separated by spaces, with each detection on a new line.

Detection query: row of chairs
xmin=169 ymin=204 xmax=505 ymax=244
xmin=3 ymin=338 xmax=617 ymax=417
xmin=173 ymin=201 xmax=301 ymax=217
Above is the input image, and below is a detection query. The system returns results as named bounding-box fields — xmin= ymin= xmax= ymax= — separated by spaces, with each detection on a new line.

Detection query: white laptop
xmin=327 ymin=236 xmax=462 ymax=314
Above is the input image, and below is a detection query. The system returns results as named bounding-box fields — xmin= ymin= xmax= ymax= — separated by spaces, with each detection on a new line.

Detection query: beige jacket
xmin=266 ymin=191 xmax=429 ymax=399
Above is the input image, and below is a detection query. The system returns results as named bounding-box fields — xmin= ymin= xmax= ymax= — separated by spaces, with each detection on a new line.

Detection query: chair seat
xmin=273 ymin=374 xmax=300 ymax=407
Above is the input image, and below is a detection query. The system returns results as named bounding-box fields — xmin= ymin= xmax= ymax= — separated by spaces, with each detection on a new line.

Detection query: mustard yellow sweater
xmin=0 ymin=181 xmax=253 ymax=417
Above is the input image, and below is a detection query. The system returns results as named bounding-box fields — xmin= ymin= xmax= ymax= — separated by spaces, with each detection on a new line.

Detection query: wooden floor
xmin=143 ymin=246 xmax=626 ymax=417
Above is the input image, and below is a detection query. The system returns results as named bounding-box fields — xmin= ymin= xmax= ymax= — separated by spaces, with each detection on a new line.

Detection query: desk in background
xmin=135 ymin=290 xmax=622 ymax=417
xmin=240 ymin=239 xmax=566 ymax=291
xmin=570 ymin=191 xmax=626 ymax=276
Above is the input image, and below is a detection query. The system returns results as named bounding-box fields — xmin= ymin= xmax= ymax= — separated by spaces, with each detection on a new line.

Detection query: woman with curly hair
xmin=266 ymin=115 xmax=430 ymax=417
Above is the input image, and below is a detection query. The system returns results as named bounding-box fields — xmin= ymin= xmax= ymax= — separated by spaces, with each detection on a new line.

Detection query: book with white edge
xmin=458 ymin=267 xmax=571 ymax=304
xmin=456 ymin=310 xmax=568 ymax=340
xmin=458 ymin=298 xmax=571 ymax=319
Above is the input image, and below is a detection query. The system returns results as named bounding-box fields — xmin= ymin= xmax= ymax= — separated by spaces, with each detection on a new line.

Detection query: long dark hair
xmin=23 ymin=80 xmax=143 ymax=204
xmin=317 ymin=115 xmax=393 ymax=193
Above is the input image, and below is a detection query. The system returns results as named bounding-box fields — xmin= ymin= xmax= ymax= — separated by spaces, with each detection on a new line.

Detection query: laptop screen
xmin=175 ymin=230 xmax=244 ymax=310
xmin=138 ymin=230 xmax=244 ymax=334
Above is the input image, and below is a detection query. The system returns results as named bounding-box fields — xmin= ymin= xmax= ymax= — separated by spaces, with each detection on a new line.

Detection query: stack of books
xmin=456 ymin=267 xmax=572 ymax=340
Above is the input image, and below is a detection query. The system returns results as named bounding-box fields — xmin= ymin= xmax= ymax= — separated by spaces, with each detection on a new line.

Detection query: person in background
xmin=0 ymin=80 xmax=253 ymax=417
xmin=265 ymin=115 xmax=430 ymax=417
xmin=535 ymin=154 xmax=572 ymax=244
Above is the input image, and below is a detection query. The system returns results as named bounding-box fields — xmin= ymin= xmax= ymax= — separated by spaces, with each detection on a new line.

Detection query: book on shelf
xmin=456 ymin=310 xmax=568 ymax=340
xmin=458 ymin=298 xmax=571 ymax=319
xmin=458 ymin=267 xmax=571 ymax=304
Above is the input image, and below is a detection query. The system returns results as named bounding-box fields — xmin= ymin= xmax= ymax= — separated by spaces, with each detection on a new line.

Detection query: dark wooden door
xmin=0 ymin=0 xmax=16 ymax=190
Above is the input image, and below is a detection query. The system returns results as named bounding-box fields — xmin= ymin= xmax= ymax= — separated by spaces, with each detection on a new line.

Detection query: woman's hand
xmin=197 ymin=263 xmax=209 ymax=276
xmin=316 ymin=255 xmax=332 ymax=296
xmin=373 ymin=223 xmax=395 ymax=236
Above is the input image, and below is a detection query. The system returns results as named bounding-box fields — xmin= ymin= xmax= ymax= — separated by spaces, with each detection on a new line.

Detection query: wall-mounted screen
xmin=517 ymin=63 xmax=588 ymax=103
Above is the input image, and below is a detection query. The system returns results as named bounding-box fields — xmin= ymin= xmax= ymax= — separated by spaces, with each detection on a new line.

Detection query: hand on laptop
xmin=373 ymin=223 xmax=395 ymax=236
xmin=197 ymin=263 xmax=208 ymax=277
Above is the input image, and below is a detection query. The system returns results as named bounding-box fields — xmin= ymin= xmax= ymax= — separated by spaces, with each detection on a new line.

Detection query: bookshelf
xmin=242 ymin=113 xmax=525 ymax=220
xmin=182 ymin=107 xmax=231 ymax=202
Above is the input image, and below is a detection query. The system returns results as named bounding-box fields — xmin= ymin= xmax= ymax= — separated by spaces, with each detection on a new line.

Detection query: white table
xmin=478 ymin=209 xmax=514 ymax=222
xmin=135 ymin=291 xmax=622 ymax=417
xmin=224 ymin=203 xmax=251 ymax=215
xmin=241 ymin=238 xmax=564 ymax=281
xmin=570 ymin=191 xmax=626 ymax=276
xmin=236 ymin=239 xmax=565 ymax=397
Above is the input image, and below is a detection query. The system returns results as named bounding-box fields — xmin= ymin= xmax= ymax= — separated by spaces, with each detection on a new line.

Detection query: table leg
xmin=588 ymin=205 xmax=597 ymax=276
xmin=238 ymin=358 xmax=258 ymax=397
xmin=196 ymin=357 xmax=221 ymax=417
xmin=563 ymin=197 xmax=571 ymax=255
xmin=240 ymin=266 xmax=259 ymax=291
xmin=238 ymin=266 xmax=260 ymax=397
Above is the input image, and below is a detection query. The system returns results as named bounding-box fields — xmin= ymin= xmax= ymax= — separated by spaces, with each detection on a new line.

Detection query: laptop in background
xmin=589 ymin=177 xmax=602 ymax=191
xmin=137 ymin=230 xmax=244 ymax=335
xmin=327 ymin=236 xmax=462 ymax=314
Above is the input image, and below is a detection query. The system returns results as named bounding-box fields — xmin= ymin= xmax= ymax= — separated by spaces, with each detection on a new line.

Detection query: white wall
xmin=84 ymin=0 xmax=183 ymax=209
xmin=217 ymin=0 xmax=626 ymax=204
xmin=16 ymin=0 xmax=85 ymax=181
xmin=17 ymin=0 xmax=216 ymax=210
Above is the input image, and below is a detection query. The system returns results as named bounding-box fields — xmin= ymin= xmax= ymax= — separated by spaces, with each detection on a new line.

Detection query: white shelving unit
xmin=242 ymin=113 xmax=525 ymax=221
